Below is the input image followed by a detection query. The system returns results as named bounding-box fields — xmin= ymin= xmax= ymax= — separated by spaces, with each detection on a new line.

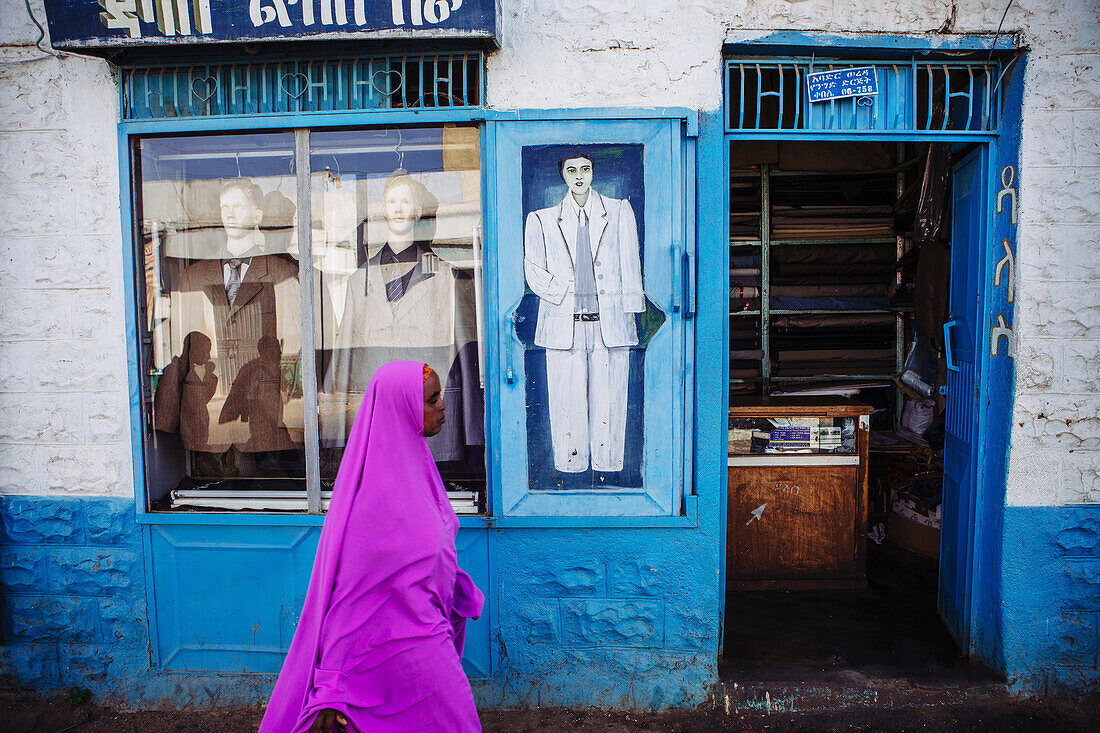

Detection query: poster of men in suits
xmin=520 ymin=144 xmax=662 ymax=490
xmin=152 ymin=176 xmax=304 ymax=471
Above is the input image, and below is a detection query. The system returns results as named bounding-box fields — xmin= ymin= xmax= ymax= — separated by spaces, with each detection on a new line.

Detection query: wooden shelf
xmin=769 ymin=237 xmax=896 ymax=246
xmin=729 ymin=396 xmax=873 ymax=418
xmin=727 ymin=160 xmax=908 ymax=396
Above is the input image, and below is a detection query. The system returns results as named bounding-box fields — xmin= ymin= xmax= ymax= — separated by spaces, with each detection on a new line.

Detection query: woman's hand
xmin=310 ymin=708 xmax=349 ymax=732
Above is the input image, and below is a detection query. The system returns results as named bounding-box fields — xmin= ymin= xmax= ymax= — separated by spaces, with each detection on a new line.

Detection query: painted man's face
xmin=383 ymin=183 xmax=420 ymax=236
xmin=220 ymin=187 xmax=262 ymax=239
xmin=561 ymin=157 xmax=593 ymax=198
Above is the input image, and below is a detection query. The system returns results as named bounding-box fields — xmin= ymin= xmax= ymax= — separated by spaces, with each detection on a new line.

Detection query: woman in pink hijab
xmin=260 ymin=360 xmax=484 ymax=732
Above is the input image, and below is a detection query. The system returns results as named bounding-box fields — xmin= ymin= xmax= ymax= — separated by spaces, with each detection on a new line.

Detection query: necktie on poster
xmin=225 ymin=258 xmax=242 ymax=305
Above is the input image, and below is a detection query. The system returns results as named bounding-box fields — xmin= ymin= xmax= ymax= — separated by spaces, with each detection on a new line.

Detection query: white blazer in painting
xmin=523 ymin=190 xmax=645 ymax=349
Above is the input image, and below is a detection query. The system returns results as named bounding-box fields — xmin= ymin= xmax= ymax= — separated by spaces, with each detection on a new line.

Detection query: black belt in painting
xmin=574 ymin=313 xmax=600 ymax=322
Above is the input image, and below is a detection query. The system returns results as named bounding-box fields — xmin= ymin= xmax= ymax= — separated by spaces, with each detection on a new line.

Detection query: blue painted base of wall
xmin=474 ymin=527 xmax=721 ymax=711
xmin=1002 ymin=505 xmax=1100 ymax=696
xmin=0 ymin=495 xmax=279 ymax=707
xmin=0 ymin=496 xmax=720 ymax=710
xmin=2 ymin=496 xmax=1096 ymax=707
xmin=0 ymin=496 xmax=149 ymax=696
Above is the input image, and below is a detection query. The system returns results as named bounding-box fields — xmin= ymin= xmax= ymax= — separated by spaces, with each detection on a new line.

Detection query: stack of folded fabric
xmin=771 ymin=204 xmax=896 ymax=240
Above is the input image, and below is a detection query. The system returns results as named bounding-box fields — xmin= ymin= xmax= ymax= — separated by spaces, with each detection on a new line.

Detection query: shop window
xmin=136 ymin=124 xmax=485 ymax=513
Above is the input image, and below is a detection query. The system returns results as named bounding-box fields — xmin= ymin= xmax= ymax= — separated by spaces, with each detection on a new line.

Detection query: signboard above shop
xmin=42 ymin=0 xmax=497 ymax=50
xmin=806 ymin=66 xmax=879 ymax=103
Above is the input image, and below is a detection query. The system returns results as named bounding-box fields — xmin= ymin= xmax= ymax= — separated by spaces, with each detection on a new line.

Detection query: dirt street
xmin=3 ymin=690 xmax=1099 ymax=732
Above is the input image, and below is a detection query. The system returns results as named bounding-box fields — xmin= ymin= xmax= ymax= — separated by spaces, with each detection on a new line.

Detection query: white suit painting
xmin=523 ymin=150 xmax=646 ymax=475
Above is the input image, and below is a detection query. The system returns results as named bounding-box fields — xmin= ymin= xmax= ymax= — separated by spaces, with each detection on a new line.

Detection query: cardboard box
xmin=888 ymin=509 xmax=940 ymax=559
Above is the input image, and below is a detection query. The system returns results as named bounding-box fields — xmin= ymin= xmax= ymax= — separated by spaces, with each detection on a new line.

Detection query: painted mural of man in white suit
xmin=523 ymin=153 xmax=645 ymax=473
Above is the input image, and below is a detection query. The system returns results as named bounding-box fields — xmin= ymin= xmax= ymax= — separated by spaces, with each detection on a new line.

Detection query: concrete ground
xmin=3 ymin=690 xmax=1100 ymax=732
xmin=718 ymin=541 xmax=1004 ymax=717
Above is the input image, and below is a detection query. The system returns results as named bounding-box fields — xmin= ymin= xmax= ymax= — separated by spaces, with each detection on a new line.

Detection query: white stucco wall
xmin=0 ymin=0 xmax=132 ymax=496
xmin=1008 ymin=0 xmax=1100 ymax=506
xmin=0 ymin=0 xmax=1096 ymax=505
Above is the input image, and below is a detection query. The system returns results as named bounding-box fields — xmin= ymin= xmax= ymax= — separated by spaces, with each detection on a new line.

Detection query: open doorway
xmin=721 ymin=140 xmax=996 ymax=685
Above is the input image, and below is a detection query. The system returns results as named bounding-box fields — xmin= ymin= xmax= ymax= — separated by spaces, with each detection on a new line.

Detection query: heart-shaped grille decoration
xmin=370 ymin=69 xmax=405 ymax=98
xmin=280 ymin=72 xmax=310 ymax=101
xmin=191 ymin=76 xmax=218 ymax=105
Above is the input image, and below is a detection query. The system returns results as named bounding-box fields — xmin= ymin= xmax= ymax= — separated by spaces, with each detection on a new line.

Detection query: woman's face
xmin=422 ymin=369 xmax=445 ymax=437
xmin=383 ymin=183 xmax=420 ymax=236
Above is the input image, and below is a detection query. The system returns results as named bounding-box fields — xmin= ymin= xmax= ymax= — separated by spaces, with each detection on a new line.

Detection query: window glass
xmin=137 ymin=125 xmax=486 ymax=512
xmin=139 ymin=133 xmax=304 ymax=508
xmin=311 ymin=126 xmax=486 ymax=495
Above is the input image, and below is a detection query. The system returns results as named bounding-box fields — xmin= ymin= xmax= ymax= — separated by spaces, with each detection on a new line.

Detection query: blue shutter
xmin=486 ymin=115 xmax=694 ymax=518
xmin=122 ymin=52 xmax=484 ymax=120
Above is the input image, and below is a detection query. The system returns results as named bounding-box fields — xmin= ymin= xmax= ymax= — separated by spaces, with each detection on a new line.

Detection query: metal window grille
xmin=725 ymin=59 xmax=1001 ymax=133
xmin=122 ymin=52 xmax=484 ymax=120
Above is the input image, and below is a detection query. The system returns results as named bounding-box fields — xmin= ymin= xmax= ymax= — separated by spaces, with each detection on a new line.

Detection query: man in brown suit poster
xmin=154 ymin=178 xmax=303 ymax=465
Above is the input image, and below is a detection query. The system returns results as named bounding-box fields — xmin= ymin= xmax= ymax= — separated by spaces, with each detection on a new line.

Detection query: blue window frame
xmin=119 ymin=53 xmax=698 ymax=524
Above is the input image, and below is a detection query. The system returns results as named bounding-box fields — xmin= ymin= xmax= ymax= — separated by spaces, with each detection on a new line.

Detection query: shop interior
xmin=721 ymin=140 xmax=996 ymax=684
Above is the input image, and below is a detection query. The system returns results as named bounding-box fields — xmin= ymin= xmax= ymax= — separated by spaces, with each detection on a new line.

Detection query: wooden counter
xmin=726 ymin=398 xmax=873 ymax=591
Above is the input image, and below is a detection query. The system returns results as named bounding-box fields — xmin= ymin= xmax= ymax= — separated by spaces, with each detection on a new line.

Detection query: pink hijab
xmin=260 ymin=360 xmax=484 ymax=733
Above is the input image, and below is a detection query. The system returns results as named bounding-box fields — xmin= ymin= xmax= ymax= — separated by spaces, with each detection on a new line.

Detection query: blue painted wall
xmin=1002 ymin=506 xmax=1100 ymax=693
xmin=0 ymin=496 xmax=495 ymax=706
xmin=0 ymin=496 xmax=149 ymax=695
xmin=0 ymin=497 xmax=722 ymax=710
xmin=470 ymin=526 xmax=721 ymax=709
xmin=5 ymin=485 xmax=1098 ymax=704
xmin=0 ymin=496 xmax=283 ymax=705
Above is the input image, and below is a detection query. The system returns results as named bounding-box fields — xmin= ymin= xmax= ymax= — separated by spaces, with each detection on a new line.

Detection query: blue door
xmin=938 ymin=147 xmax=986 ymax=652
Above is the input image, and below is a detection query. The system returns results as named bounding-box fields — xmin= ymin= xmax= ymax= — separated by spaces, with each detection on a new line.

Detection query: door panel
xmin=939 ymin=148 xmax=986 ymax=652
xmin=149 ymin=524 xmax=491 ymax=674
xmin=489 ymin=117 xmax=691 ymax=517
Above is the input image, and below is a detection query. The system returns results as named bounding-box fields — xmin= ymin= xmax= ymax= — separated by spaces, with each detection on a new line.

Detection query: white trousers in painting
xmin=544 ymin=321 xmax=629 ymax=473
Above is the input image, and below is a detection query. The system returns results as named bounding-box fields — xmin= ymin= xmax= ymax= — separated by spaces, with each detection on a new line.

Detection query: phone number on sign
xmin=839 ymin=85 xmax=876 ymax=96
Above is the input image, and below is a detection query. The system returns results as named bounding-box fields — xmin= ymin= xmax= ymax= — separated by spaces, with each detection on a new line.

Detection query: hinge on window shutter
xmin=683 ymin=113 xmax=699 ymax=138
